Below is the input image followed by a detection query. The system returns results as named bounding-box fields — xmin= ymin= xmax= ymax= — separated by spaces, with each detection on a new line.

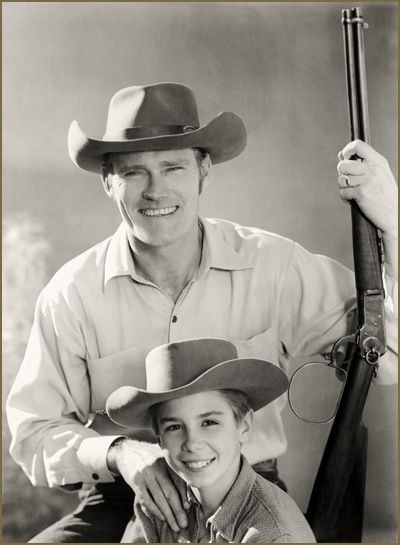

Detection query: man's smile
xmin=139 ymin=206 xmax=178 ymax=217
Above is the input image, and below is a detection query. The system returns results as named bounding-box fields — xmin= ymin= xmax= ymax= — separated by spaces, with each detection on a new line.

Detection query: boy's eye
xmin=201 ymin=419 xmax=219 ymax=427
xmin=164 ymin=423 xmax=182 ymax=432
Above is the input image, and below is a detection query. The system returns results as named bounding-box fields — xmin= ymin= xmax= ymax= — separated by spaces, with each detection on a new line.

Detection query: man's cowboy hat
xmin=106 ymin=338 xmax=288 ymax=429
xmin=68 ymin=83 xmax=247 ymax=174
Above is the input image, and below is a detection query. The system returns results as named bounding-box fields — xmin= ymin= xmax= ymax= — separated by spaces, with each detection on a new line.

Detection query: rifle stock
xmin=306 ymin=8 xmax=386 ymax=541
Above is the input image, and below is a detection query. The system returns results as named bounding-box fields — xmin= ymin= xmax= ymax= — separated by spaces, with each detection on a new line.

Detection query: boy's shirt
xmin=121 ymin=457 xmax=316 ymax=543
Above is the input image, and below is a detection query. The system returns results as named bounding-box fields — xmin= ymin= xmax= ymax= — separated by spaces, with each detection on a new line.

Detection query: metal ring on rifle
xmin=365 ymin=347 xmax=380 ymax=365
xmin=288 ymin=362 xmax=344 ymax=425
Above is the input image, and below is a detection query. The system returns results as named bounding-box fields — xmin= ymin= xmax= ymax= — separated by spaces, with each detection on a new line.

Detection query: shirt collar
xmin=206 ymin=456 xmax=256 ymax=541
xmin=104 ymin=217 xmax=254 ymax=288
xmin=193 ymin=217 xmax=254 ymax=282
xmin=104 ymin=223 xmax=136 ymax=287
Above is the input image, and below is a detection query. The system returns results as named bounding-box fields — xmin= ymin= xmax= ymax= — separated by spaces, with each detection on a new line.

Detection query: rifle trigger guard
xmin=329 ymin=334 xmax=357 ymax=366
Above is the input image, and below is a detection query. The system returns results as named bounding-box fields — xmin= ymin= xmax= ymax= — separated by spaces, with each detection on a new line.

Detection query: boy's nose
xmin=182 ymin=430 xmax=204 ymax=452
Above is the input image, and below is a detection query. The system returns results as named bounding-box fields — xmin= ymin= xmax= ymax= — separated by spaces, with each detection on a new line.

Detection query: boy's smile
xmin=181 ymin=458 xmax=216 ymax=472
xmin=157 ymin=390 xmax=251 ymax=513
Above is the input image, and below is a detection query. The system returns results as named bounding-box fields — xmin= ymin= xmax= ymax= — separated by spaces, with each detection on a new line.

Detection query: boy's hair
xmin=149 ymin=388 xmax=253 ymax=436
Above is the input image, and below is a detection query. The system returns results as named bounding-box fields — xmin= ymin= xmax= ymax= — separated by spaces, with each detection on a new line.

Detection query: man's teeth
xmin=140 ymin=207 xmax=177 ymax=217
xmin=184 ymin=459 xmax=214 ymax=470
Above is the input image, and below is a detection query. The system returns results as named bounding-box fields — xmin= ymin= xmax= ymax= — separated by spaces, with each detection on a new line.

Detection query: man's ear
xmin=239 ymin=409 xmax=254 ymax=445
xmin=101 ymin=167 xmax=113 ymax=198
xmin=199 ymin=153 xmax=211 ymax=195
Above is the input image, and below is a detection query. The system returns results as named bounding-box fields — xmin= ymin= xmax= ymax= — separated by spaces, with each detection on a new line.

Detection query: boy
xmin=106 ymin=338 xmax=316 ymax=543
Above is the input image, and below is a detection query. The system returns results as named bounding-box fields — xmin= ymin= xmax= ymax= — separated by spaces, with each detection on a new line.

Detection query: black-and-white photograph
xmin=3 ymin=2 xmax=397 ymax=543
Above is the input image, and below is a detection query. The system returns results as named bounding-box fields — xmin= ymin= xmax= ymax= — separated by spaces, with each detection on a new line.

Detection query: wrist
xmin=106 ymin=436 xmax=128 ymax=475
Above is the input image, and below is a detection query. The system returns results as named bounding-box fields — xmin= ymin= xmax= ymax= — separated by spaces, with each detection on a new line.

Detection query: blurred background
xmin=3 ymin=2 xmax=397 ymax=542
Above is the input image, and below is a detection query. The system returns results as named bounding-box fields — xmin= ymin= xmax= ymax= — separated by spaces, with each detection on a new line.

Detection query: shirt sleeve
xmin=6 ymin=288 xmax=120 ymax=487
xmin=279 ymin=242 xmax=397 ymax=384
xmin=241 ymin=527 xmax=316 ymax=543
xmin=269 ymin=533 xmax=317 ymax=543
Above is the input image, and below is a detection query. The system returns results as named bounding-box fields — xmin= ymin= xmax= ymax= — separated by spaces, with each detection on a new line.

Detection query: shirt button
xmin=92 ymin=473 xmax=99 ymax=480
xmin=171 ymin=315 xmax=178 ymax=323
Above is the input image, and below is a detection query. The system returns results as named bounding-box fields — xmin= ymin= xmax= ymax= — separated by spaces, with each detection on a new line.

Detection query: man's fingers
xmin=339 ymin=186 xmax=357 ymax=203
xmin=154 ymin=492 xmax=181 ymax=533
xmin=337 ymin=174 xmax=361 ymax=189
xmin=156 ymin=474 xmax=188 ymax=529
xmin=137 ymin=488 xmax=166 ymax=522
xmin=339 ymin=139 xmax=385 ymax=163
xmin=143 ymin=477 xmax=181 ymax=532
xmin=176 ymin=478 xmax=191 ymax=511
xmin=337 ymin=159 xmax=366 ymax=177
xmin=167 ymin=465 xmax=191 ymax=510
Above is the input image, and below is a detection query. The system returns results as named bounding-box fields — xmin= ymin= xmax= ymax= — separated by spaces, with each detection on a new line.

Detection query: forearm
xmin=383 ymin=234 xmax=398 ymax=288
xmin=7 ymin=407 xmax=121 ymax=487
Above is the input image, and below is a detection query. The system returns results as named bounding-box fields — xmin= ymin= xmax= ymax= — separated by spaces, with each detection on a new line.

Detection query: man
xmin=7 ymin=83 xmax=398 ymax=542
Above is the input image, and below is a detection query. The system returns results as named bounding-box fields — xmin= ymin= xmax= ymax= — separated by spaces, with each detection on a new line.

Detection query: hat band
xmin=103 ymin=125 xmax=199 ymax=141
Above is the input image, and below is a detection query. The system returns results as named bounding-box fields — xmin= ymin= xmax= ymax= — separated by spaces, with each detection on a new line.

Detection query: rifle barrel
xmin=306 ymin=9 xmax=386 ymax=540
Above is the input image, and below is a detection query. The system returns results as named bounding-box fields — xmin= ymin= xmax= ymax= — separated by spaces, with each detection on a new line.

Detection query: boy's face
xmin=156 ymin=390 xmax=252 ymax=496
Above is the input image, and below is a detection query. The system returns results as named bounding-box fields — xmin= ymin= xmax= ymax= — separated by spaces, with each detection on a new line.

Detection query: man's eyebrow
xmin=117 ymin=163 xmax=147 ymax=172
xmin=160 ymin=158 xmax=191 ymax=166
xmin=117 ymin=158 xmax=191 ymax=172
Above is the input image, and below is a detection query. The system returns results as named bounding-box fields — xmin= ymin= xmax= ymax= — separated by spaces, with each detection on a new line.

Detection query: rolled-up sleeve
xmin=279 ymin=242 xmax=397 ymax=384
xmin=6 ymin=289 xmax=119 ymax=487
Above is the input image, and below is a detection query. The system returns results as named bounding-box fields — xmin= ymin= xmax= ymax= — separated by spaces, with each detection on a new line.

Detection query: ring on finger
xmin=343 ymin=175 xmax=350 ymax=188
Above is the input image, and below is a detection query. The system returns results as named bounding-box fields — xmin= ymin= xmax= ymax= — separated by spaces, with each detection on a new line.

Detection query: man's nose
xmin=142 ymin=172 xmax=169 ymax=200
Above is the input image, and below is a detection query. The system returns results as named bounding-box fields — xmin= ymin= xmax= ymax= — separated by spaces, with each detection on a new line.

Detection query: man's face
xmin=104 ymin=148 xmax=207 ymax=248
xmin=157 ymin=390 xmax=250 ymax=498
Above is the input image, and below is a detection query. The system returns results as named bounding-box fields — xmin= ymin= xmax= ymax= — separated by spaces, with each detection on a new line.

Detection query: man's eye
xmin=124 ymin=170 xmax=144 ymax=177
xmin=166 ymin=166 xmax=183 ymax=173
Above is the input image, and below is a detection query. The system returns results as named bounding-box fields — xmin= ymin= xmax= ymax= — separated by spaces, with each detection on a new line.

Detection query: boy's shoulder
xmin=239 ymin=473 xmax=315 ymax=542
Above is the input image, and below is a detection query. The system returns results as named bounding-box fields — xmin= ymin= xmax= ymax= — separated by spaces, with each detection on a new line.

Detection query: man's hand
xmin=107 ymin=438 xmax=189 ymax=532
xmin=337 ymin=140 xmax=398 ymax=239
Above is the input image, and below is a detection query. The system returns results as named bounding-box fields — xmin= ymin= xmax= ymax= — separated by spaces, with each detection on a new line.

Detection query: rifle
xmin=305 ymin=8 xmax=387 ymax=542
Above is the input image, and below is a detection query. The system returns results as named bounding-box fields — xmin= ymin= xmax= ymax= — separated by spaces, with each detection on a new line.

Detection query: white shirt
xmin=6 ymin=217 xmax=397 ymax=487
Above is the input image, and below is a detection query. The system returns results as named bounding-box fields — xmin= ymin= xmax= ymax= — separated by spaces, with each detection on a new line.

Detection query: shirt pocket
xmin=233 ymin=326 xmax=277 ymax=363
xmin=86 ymin=345 xmax=147 ymax=411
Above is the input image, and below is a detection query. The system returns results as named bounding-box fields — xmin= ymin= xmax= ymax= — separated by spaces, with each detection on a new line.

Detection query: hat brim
xmin=106 ymin=358 xmax=288 ymax=429
xmin=68 ymin=111 xmax=247 ymax=174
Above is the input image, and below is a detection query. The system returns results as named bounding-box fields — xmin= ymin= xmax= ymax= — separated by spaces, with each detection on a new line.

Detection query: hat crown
xmin=104 ymin=83 xmax=200 ymax=140
xmin=145 ymin=338 xmax=238 ymax=392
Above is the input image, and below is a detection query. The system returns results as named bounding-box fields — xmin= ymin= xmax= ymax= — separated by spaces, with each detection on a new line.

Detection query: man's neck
xmin=128 ymin=225 xmax=203 ymax=303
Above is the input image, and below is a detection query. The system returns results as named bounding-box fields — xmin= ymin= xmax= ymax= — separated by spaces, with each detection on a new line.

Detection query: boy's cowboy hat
xmin=106 ymin=338 xmax=288 ymax=429
xmin=68 ymin=83 xmax=247 ymax=174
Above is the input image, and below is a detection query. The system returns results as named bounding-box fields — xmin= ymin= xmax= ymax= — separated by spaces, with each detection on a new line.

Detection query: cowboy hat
xmin=106 ymin=338 xmax=288 ymax=429
xmin=68 ymin=83 xmax=247 ymax=174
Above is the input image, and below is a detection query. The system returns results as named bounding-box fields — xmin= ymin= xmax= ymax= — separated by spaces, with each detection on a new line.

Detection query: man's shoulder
xmin=204 ymin=217 xmax=295 ymax=257
xmin=42 ymin=235 xmax=113 ymax=299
